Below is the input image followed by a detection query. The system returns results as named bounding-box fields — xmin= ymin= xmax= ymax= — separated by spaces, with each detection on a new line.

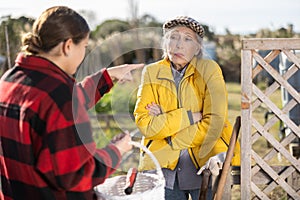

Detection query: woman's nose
xmin=176 ymin=39 xmax=183 ymax=48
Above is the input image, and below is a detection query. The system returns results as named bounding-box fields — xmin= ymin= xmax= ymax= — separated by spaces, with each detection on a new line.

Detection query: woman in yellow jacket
xmin=134 ymin=16 xmax=240 ymax=200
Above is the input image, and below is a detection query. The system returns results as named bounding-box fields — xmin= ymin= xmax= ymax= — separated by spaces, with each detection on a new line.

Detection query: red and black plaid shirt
xmin=0 ymin=54 xmax=121 ymax=200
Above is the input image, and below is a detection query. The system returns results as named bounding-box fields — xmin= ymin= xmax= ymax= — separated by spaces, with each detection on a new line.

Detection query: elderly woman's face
xmin=166 ymin=26 xmax=200 ymax=69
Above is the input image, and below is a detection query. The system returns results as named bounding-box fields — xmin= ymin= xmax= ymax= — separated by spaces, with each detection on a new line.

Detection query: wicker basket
xmin=94 ymin=141 xmax=165 ymax=200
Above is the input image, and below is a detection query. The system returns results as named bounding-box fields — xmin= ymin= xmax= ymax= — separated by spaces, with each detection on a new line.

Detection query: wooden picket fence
xmin=240 ymin=38 xmax=300 ymax=199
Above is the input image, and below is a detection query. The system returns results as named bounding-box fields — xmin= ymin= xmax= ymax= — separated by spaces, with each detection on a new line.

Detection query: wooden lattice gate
xmin=241 ymin=38 xmax=300 ymax=199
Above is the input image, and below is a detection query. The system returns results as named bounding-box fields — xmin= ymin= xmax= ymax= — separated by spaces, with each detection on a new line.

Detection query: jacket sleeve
xmin=134 ymin=66 xmax=191 ymax=140
xmin=171 ymin=61 xmax=228 ymax=159
xmin=35 ymin=83 xmax=121 ymax=192
xmin=77 ymin=68 xmax=114 ymax=109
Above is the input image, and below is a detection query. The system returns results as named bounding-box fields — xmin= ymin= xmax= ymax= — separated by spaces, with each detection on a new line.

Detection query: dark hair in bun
xmin=21 ymin=6 xmax=90 ymax=55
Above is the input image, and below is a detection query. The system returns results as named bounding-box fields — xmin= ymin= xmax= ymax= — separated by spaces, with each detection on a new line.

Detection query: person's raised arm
xmin=78 ymin=63 xmax=144 ymax=109
xmin=107 ymin=63 xmax=144 ymax=83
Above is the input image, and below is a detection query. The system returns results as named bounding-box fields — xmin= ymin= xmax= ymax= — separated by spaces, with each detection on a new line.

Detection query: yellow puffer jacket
xmin=134 ymin=57 xmax=240 ymax=171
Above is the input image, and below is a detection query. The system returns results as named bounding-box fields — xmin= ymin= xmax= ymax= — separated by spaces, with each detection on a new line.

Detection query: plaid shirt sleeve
xmin=78 ymin=68 xmax=113 ymax=109
xmin=35 ymin=68 xmax=120 ymax=192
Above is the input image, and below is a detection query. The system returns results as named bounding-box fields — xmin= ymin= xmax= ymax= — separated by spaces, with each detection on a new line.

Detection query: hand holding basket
xmin=94 ymin=141 xmax=165 ymax=200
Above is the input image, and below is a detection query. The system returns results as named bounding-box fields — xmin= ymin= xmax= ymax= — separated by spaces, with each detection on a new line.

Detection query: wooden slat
xmin=251 ymin=100 xmax=297 ymax=161
xmin=282 ymin=50 xmax=300 ymax=69
xmin=252 ymin=51 xmax=300 ymax=104
xmin=229 ymin=166 xmax=300 ymax=185
xmin=252 ymin=50 xmax=281 ymax=79
xmin=251 ymin=166 xmax=292 ymax=184
xmin=262 ymin=133 xmax=298 ymax=162
xmin=252 ymin=118 xmax=300 ymax=170
xmin=242 ymin=38 xmax=300 ymax=50
xmin=252 ymin=62 xmax=298 ymax=111
xmin=217 ymin=166 xmax=300 ymax=198
xmin=253 ymin=99 xmax=298 ymax=162
xmin=252 ymin=151 xmax=300 ymax=199
xmin=251 ymin=181 xmax=270 ymax=200
xmin=252 ymin=84 xmax=300 ymax=137
xmin=262 ymin=166 xmax=296 ymax=195
xmin=241 ymin=49 xmax=252 ymax=199
xmin=251 ymin=99 xmax=298 ymax=145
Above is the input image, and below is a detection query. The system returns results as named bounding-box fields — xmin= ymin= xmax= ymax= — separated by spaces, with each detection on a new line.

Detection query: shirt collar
xmin=15 ymin=53 xmax=75 ymax=82
xmin=171 ymin=62 xmax=188 ymax=78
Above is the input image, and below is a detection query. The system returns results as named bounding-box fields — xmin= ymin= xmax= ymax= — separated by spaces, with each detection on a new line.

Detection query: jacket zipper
xmin=190 ymin=149 xmax=201 ymax=169
xmin=177 ymin=70 xmax=230 ymax=168
xmin=178 ymin=74 xmax=203 ymax=168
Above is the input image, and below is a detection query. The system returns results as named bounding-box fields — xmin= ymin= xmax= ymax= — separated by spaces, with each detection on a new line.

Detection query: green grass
xmin=226 ymin=83 xmax=242 ymax=125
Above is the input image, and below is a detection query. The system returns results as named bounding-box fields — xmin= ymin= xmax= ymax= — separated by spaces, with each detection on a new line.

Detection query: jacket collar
xmin=15 ymin=53 xmax=75 ymax=82
xmin=157 ymin=57 xmax=198 ymax=80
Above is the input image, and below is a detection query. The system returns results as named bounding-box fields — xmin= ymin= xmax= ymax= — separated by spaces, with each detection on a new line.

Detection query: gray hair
xmin=161 ymin=26 xmax=204 ymax=59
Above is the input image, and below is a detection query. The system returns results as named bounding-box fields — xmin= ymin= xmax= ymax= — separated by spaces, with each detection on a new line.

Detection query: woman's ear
xmin=62 ymin=38 xmax=73 ymax=57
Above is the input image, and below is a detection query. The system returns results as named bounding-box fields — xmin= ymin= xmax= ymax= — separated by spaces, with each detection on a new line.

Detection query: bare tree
xmin=128 ymin=0 xmax=138 ymax=27
xmin=127 ymin=0 xmax=145 ymax=63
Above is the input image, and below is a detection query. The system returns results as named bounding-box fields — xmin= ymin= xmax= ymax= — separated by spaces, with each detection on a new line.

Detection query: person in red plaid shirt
xmin=0 ymin=6 xmax=143 ymax=200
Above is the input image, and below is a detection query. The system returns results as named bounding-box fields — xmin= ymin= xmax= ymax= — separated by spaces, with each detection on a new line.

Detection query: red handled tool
xmin=124 ymin=167 xmax=138 ymax=195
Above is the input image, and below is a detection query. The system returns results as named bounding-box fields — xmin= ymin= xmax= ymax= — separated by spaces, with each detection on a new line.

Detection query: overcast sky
xmin=1 ymin=0 xmax=299 ymax=34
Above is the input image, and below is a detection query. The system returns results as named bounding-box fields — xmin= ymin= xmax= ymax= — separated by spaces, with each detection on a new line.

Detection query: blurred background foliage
xmin=0 ymin=11 xmax=297 ymax=81
xmin=0 ymin=3 xmax=298 ymax=133
xmin=0 ymin=12 xmax=297 ymax=123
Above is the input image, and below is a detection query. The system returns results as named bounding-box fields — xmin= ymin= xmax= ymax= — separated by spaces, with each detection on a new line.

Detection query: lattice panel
xmin=241 ymin=39 xmax=300 ymax=199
